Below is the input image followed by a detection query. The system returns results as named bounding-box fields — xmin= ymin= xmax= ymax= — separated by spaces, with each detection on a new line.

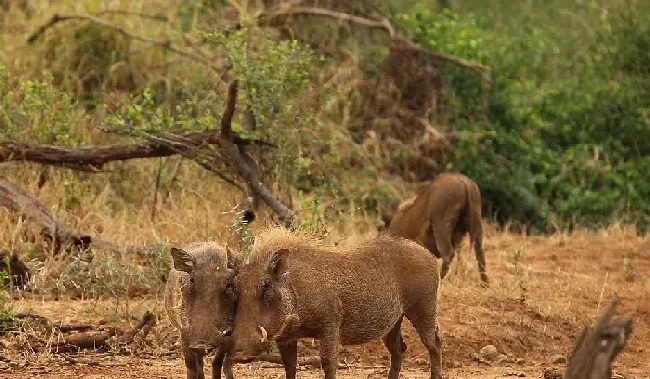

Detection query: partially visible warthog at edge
xmin=378 ymin=172 xmax=488 ymax=286
xmin=228 ymin=227 xmax=442 ymax=379
xmin=165 ymin=242 xmax=237 ymax=379
xmin=0 ymin=249 xmax=30 ymax=288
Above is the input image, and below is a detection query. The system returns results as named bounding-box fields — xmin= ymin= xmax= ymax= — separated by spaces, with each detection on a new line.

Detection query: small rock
xmin=451 ymin=360 xmax=462 ymax=368
xmin=414 ymin=357 xmax=428 ymax=366
xmin=495 ymin=354 xmax=508 ymax=364
xmin=480 ymin=345 xmax=499 ymax=360
xmin=551 ymin=354 xmax=567 ymax=364
xmin=515 ymin=358 xmax=525 ymax=365
xmin=543 ymin=369 xmax=563 ymax=379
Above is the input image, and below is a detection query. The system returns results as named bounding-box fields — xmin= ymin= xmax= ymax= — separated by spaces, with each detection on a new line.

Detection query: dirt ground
xmin=0 ymin=227 xmax=648 ymax=379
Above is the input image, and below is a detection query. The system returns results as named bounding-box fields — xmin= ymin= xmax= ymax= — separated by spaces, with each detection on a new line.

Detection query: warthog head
xmin=170 ymin=246 xmax=237 ymax=355
xmin=228 ymin=248 xmax=298 ymax=362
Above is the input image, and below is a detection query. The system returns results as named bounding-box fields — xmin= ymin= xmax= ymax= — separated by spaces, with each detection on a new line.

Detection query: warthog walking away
xmin=164 ymin=242 xmax=237 ymax=379
xmin=379 ymin=172 xmax=488 ymax=286
xmin=228 ymin=227 xmax=442 ymax=379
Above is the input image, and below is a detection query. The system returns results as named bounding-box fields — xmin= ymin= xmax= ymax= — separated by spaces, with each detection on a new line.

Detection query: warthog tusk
xmin=221 ymin=325 xmax=233 ymax=337
xmin=259 ymin=326 xmax=268 ymax=344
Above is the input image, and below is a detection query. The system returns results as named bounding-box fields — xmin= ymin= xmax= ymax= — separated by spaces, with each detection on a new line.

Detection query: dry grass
xmin=2 ymin=202 xmax=648 ymax=377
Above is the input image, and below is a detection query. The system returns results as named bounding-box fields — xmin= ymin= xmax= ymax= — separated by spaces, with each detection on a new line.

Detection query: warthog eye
xmin=260 ymin=280 xmax=273 ymax=302
xmin=224 ymin=279 xmax=234 ymax=295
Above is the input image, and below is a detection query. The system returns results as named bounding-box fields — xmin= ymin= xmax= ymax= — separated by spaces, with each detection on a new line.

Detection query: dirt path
xmin=0 ymin=355 xmax=558 ymax=379
xmin=1 ymin=356 xmax=647 ymax=379
xmin=2 ymin=230 xmax=648 ymax=379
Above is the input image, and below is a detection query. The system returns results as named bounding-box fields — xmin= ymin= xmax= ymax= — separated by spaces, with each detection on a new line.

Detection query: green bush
xmin=396 ymin=0 xmax=650 ymax=233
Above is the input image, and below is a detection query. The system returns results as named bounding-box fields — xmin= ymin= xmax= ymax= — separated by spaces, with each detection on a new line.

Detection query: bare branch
xmin=391 ymin=41 xmax=490 ymax=79
xmin=0 ymin=133 xmax=276 ymax=172
xmin=91 ymin=10 xmax=168 ymax=22
xmin=219 ymin=81 xmax=294 ymax=227
xmin=265 ymin=7 xmax=395 ymax=38
xmin=26 ymin=13 xmax=219 ymax=72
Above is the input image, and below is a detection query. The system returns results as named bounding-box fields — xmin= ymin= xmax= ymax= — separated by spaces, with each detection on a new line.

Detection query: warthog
xmin=378 ymin=172 xmax=488 ymax=286
xmin=164 ymin=242 xmax=237 ymax=379
xmin=228 ymin=227 xmax=442 ymax=379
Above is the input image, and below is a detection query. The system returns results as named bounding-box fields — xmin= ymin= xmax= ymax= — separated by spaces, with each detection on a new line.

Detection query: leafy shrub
xmin=396 ymin=0 xmax=650 ymax=233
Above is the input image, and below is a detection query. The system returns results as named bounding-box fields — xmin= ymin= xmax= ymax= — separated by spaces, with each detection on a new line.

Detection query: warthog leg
xmin=382 ymin=317 xmax=406 ymax=379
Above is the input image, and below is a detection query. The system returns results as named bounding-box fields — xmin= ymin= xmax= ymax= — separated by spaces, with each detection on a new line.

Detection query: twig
xmin=596 ymin=272 xmax=609 ymax=314
xmin=162 ymin=157 xmax=183 ymax=201
xmin=265 ymin=7 xmax=395 ymax=38
xmin=151 ymin=158 xmax=166 ymax=222
xmin=117 ymin=311 xmax=156 ymax=345
xmin=91 ymin=10 xmax=168 ymax=22
xmin=26 ymin=13 xmax=219 ymax=72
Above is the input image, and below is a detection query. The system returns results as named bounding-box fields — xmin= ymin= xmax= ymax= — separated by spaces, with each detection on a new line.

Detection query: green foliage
xmin=0 ymin=64 xmax=89 ymax=145
xmin=0 ymin=270 xmax=16 ymax=327
xmin=203 ymin=26 xmax=318 ymax=123
xmin=396 ymin=0 xmax=650 ymax=233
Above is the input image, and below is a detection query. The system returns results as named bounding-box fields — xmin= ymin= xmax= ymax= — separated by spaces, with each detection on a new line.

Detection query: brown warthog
xmin=378 ymin=172 xmax=488 ymax=286
xmin=164 ymin=242 xmax=237 ymax=379
xmin=228 ymin=227 xmax=442 ymax=379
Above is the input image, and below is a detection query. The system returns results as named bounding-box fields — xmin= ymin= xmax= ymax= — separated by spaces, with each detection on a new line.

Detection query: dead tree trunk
xmin=0 ymin=180 xmax=93 ymax=252
xmin=564 ymin=298 xmax=633 ymax=379
xmin=0 ymin=180 xmax=160 ymax=258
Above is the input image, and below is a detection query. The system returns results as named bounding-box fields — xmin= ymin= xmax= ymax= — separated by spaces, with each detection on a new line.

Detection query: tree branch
xmin=0 ymin=133 xmax=276 ymax=172
xmin=26 ymin=13 xmax=219 ymax=72
xmin=264 ymin=7 xmax=396 ymax=38
xmin=219 ymin=81 xmax=294 ymax=227
xmin=91 ymin=10 xmax=168 ymax=22
xmin=261 ymin=6 xmax=491 ymax=123
xmin=564 ymin=297 xmax=633 ymax=379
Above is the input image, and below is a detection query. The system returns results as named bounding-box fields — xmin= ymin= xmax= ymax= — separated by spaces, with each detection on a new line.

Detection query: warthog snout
xmin=231 ymin=325 xmax=269 ymax=362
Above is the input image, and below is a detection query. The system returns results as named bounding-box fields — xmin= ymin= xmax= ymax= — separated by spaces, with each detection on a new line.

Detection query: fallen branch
xmin=0 ymin=180 xmax=93 ymax=252
xmin=219 ymin=81 xmax=294 ymax=227
xmin=116 ymin=311 xmax=157 ymax=346
xmin=0 ymin=180 xmax=159 ymax=257
xmin=52 ymin=331 xmax=112 ymax=353
xmin=62 ymin=355 xmax=125 ymax=367
xmin=12 ymin=313 xmax=93 ymax=333
xmin=564 ymin=297 xmax=633 ymax=379
xmin=0 ymin=134 xmax=276 ymax=172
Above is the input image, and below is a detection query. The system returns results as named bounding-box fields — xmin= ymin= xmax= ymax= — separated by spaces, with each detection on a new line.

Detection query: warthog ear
xmin=267 ymin=249 xmax=290 ymax=277
xmin=170 ymin=247 xmax=194 ymax=273
xmin=225 ymin=244 xmax=240 ymax=271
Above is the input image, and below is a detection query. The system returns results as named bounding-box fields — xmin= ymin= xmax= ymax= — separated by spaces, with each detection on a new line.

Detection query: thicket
xmin=397 ymin=0 xmax=650 ymax=233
